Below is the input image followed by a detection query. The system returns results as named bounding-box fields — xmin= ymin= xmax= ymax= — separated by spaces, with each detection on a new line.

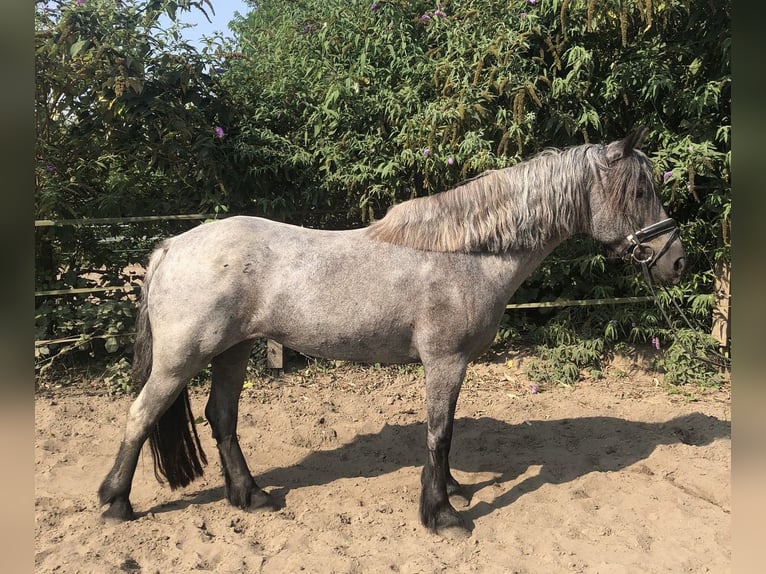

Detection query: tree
xmin=35 ymin=0 xmax=730 ymax=384
xmin=224 ymin=0 xmax=730 ymax=382
xmin=35 ymin=0 xmax=236 ymax=369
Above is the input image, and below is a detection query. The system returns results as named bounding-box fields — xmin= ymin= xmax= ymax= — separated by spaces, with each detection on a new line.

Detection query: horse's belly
xmin=265 ymin=316 xmax=420 ymax=364
xmin=280 ymin=336 xmax=419 ymax=364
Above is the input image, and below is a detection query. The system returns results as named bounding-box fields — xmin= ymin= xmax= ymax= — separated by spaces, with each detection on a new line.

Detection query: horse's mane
xmin=365 ymin=145 xmax=587 ymax=253
xmin=365 ymin=141 xmax=652 ymax=254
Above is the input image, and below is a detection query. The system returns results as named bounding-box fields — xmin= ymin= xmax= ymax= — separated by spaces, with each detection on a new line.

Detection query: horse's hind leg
xmin=98 ymin=371 xmax=190 ymax=521
xmin=419 ymin=355 xmax=469 ymax=532
xmin=205 ymin=340 xmax=273 ymax=511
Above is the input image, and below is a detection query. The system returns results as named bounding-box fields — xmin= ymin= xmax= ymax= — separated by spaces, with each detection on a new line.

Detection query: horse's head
xmin=589 ymin=129 xmax=686 ymax=285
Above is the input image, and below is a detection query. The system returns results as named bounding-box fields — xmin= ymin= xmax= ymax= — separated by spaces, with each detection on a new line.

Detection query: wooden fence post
xmin=266 ymin=339 xmax=283 ymax=373
xmin=711 ymin=259 xmax=730 ymax=349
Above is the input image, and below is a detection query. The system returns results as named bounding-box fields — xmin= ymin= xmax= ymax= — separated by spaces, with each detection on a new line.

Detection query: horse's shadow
xmin=147 ymin=412 xmax=729 ymax=525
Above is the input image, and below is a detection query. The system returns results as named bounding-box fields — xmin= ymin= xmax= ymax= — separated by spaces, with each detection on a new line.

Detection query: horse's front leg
xmin=206 ymin=340 xmax=274 ymax=511
xmin=419 ymin=355 xmax=469 ymax=533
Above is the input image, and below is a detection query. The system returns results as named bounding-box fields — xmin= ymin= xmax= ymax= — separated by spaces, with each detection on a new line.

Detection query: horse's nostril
xmin=674 ymin=257 xmax=686 ymax=274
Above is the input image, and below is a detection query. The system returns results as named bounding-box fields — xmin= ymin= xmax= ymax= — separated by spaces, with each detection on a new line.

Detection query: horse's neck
xmin=492 ymin=238 xmax=569 ymax=299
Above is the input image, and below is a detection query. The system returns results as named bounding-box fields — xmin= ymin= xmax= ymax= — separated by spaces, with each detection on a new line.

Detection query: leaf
xmin=105 ymin=337 xmax=119 ymax=353
xmin=70 ymin=39 xmax=88 ymax=57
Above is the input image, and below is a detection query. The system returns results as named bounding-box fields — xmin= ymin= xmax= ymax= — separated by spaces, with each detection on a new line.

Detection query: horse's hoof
xmin=100 ymin=499 xmax=136 ymax=523
xmin=248 ymin=489 xmax=276 ymax=511
xmin=231 ymin=487 xmax=277 ymax=512
xmin=422 ymin=503 xmax=469 ymax=534
xmin=436 ymin=509 xmax=468 ymax=533
xmin=447 ymin=478 xmax=471 ymax=508
xmin=449 ymin=494 xmax=470 ymax=509
xmin=438 ymin=523 xmax=472 ymax=539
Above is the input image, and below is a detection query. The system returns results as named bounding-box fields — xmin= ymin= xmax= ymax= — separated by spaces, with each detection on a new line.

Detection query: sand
xmin=35 ymin=353 xmax=730 ymax=573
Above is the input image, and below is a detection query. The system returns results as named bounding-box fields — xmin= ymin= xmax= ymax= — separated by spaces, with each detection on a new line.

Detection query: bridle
xmin=621 ymin=217 xmax=730 ymax=370
xmin=622 ymin=216 xmax=680 ymax=297
xmin=622 ymin=217 xmax=679 ymax=270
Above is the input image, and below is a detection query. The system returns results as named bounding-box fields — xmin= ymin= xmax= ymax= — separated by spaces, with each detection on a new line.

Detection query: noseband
xmin=623 ymin=218 xmax=679 ymax=269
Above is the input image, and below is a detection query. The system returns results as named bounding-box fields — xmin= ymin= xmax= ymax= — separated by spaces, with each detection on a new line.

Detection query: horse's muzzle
xmin=623 ymin=218 xmax=685 ymax=284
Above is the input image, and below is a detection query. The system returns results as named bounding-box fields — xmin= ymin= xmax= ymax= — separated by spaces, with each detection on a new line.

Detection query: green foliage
xmin=224 ymin=0 xmax=540 ymax=224
xmin=35 ymin=291 xmax=137 ymax=378
xmin=526 ymin=327 xmax=606 ymax=388
xmin=35 ymin=0 xmax=730 ymax=388
xmin=103 ymin=357 xmax=133 ymax=395
xmin=653 ymin=329 xmax=725 ymax=388
xmin=35 ymin=0 xmax=236 ymax=374
xmin=35 ymin=0 xmax=234 ymax=222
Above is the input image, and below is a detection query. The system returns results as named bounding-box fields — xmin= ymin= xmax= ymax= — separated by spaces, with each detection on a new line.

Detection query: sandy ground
xmin=35 ymin=351 xmax=730 ymax=573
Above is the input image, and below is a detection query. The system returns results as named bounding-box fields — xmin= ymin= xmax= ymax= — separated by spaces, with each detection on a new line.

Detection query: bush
xmin=35 ymin=0 xmax=730 ymax=386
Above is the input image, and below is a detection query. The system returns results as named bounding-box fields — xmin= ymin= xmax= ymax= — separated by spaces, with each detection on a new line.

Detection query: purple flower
xmin=45 ymin=164 xmax=56 ymax=173
xmin=422 ymin=148 xmax=431 ymax=157
xmin=420 ymin=13 xmax=432 ymax=22
xmin=214 ymin=126 xmax=225 ymax=139
xmin=528 ymin=0 xmax=537 ymax=4
xmin=663 ymin=171 xmax=672 ymax=183
xmin=651 ymin=336 xmax=661 ymax=350
xmin=75 ymin=0 xmax=85 ymax=5
xmin=520 ymin=12 xmax=527 ymax=19
xmin=370 ymin=2 xmax=380 ymax=10
xmin=530 ymin=384 xmax=539 ymax=394
xmin=447 ymin=156 xmax=455 ymax=165
xmin=434 ymin=9 xmax=447 ymax=18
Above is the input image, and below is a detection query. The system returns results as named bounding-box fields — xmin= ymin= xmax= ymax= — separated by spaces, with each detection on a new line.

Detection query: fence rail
xmin=35 ymin=213 xmax=220 ymax=227
xmin=35 ymin=285 xmax=134 ymax=297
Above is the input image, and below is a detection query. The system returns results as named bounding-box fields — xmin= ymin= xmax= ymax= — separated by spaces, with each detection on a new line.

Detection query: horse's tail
xmin=133 ymin=240 xmax=207 ymax=489
xmin=131 ymin=243 xmax=163 ymax=390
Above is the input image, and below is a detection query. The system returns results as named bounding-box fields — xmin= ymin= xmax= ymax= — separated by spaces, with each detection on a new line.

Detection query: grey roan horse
xmin=99 ymin=129 xmax=685 ymax=532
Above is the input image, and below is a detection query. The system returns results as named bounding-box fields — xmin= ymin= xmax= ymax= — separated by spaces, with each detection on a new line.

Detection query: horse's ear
xmin=623 ymin=127 xmax=649 ymax=154
xmin=605 ymin=127 xmax=649 ymax=163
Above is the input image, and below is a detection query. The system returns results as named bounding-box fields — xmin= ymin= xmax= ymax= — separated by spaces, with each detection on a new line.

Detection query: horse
xmin=98 ymin=129 xmax=685 ymax=532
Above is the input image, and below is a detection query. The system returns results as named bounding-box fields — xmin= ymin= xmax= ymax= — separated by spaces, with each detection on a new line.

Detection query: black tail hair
xmin=133 ymin=242 xmax=207 ymax=488
xmin=148 ymin=388 xmax=207 ymax=488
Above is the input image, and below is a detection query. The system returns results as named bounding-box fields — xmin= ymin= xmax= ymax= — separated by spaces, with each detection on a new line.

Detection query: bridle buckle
xmin=623 ymin=218 xmax=678 ymax=268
